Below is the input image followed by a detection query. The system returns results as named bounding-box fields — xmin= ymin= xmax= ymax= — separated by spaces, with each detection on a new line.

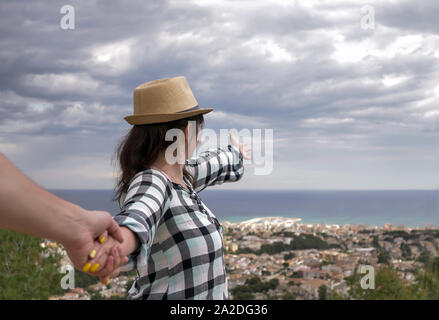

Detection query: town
xmin=47 ymin=216 xmax=439 ymax=300
xmin=222 ymin=217 xmax=439 ymax=300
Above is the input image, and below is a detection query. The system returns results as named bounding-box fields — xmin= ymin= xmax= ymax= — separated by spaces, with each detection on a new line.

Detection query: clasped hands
xmin=61 ymin=209 xmax=130 ymax=285
xmin=81 ymin=231 xmax=128 ymax=285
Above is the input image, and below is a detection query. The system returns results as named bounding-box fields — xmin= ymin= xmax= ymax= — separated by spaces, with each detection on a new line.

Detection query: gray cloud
xmin=0 ymin=0 xmax=438 ymax=189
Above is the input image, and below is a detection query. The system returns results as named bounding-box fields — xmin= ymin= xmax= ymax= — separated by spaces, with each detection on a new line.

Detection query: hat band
xmin=176 ymin=105 xmax=200 ymax=113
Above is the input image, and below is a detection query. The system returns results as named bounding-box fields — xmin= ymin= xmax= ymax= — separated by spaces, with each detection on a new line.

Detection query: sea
xmin=50 ymin=189 xmax=439 ymax=228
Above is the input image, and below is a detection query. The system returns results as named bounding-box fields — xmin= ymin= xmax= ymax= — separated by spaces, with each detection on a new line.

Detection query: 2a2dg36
xmin=213 ymin=304 xmax=268 ymax=315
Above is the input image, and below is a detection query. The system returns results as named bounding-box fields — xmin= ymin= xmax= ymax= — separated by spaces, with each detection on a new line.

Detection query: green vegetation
xmin=231 ymin=276 xmax=279 ymax=300
xmin=347 ymin=258 xmax=439 ymax=300
xmin=283 ymin=252 xmax=295 ymax=260
xmin=227 ymin=247 xmax=255 ymax=255
xmin=237 ymin=234 xmax=331 ymax=255
xmin=0 ymin=230 xmax=64 ymax=299
xmin=380 ymin=230 xmax=439 ymax=242
xmin=383 ymin=231 xmax=411 ymax=241
xmin=401 ymin=243 xmax=412 ymax=259
xmin=417 ymin=249 xmax=431 ymax=264
xmin=232 ymin=291 xmax=254 ymax=299
xmin=412 ymin=230 xmax=439 ymax=238
xmin=281 ymin=289 xmax=295 ymax=300
xmin=327 ymin=290 xmax=344 ymax=300
xmin=258 ymin=242 xmax=291 ymax=254
xmin=290 ymin=234 xmax=330 ymax=250
xmin=318 ymin=285 xmax=327 ymax=300
xmin=377 ymin=249 xmax=391 ymax=265
xmin=75 ymin=271 xmax=101 ymax=289
xmin=349 ymin=266 xmax=418 ymax=299
xmin=416 ymin=257 xmax=439 ymax=299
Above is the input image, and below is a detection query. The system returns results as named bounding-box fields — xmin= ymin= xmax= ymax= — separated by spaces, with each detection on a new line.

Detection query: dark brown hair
xmin=114 ymin=114 xmax=205 ymax=202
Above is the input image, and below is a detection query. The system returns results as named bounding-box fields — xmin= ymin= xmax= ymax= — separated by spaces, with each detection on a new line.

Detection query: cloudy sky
xmin=1 ymin=0 xmax=438 ymax=190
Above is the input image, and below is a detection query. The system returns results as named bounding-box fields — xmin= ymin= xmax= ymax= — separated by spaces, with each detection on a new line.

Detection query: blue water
xmin=50 ymin=189 xmax=439 ymax=228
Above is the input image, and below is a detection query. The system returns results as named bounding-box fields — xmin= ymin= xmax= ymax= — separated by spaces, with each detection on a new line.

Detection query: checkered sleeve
xmin=185 ymin=144 xmax=244 ymax=193
xmin=113 ymin=170 xmax=170 ymax=272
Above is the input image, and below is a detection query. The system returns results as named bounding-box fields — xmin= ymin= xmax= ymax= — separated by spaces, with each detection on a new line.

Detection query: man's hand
xmin=60 ymin=207 xmax=126 ymax=275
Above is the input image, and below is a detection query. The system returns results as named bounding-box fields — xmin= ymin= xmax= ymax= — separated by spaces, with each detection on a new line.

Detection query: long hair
xmin=114 ymin=114 xmax=205 ymax=203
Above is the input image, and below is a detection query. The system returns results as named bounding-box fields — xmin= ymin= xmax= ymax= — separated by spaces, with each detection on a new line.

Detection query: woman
xmin=93 ymin=76 xmax=250 ymax=299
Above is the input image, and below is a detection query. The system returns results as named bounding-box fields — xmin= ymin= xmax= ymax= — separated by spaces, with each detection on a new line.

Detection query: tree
xmin=417 ymin=249 xmax=431 ymax=265
xmin=318 ymin=285 xmax=327 ymax=300
xmin=401 ymin=243 xmax=412 ymax=259
xmin=377 ymin=249 xmax=391 ymax=265
xmin=284 ymin=252 xmax=296 ymax=260
xmin=267 ymin=278 xmax=279 ymax=290
xmin=281 ymin=290 xmax=295 ymax=300
xmin=290 ymin=234 xmax=330 ymax=250
xmin=258 ymin=242 xmax=290 ymax=254
xmin=231 ymin=276 xmax=280 ymax=299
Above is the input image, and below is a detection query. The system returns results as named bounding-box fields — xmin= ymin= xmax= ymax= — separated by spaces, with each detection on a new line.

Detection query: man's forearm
xmin=0 ymin=153 xmax=83 ymax=242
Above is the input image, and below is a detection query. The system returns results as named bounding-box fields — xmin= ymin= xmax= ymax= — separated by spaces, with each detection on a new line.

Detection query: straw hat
xmin=124 ymin=76 xmax=213 ymax=125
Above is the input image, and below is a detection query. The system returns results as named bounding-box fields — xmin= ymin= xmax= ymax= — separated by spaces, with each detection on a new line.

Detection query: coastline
xmin=219 ymin=215 xmax=439 ymax=229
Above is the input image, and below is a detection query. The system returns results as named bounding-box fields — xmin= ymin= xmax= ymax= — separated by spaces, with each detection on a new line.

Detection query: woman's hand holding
xmin=82 ymin=234 xmax=129 ymax=284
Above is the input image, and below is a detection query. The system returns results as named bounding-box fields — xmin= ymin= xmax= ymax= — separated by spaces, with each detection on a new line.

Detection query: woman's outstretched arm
xmin=185 ymin=131 xmax=250 ymax=193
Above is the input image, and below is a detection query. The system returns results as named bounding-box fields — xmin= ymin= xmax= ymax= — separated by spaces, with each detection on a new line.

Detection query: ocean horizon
xmin=50 ymin=189 xmax=439 ymax=228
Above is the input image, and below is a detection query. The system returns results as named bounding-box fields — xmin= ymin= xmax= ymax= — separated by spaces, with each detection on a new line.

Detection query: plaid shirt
xmin=113 ymin=144 xmax=244 ymax=300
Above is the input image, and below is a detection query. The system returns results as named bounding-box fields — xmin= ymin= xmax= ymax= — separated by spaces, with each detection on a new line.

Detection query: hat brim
xmin=124 ymin=107 xmax=214 ymax=125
